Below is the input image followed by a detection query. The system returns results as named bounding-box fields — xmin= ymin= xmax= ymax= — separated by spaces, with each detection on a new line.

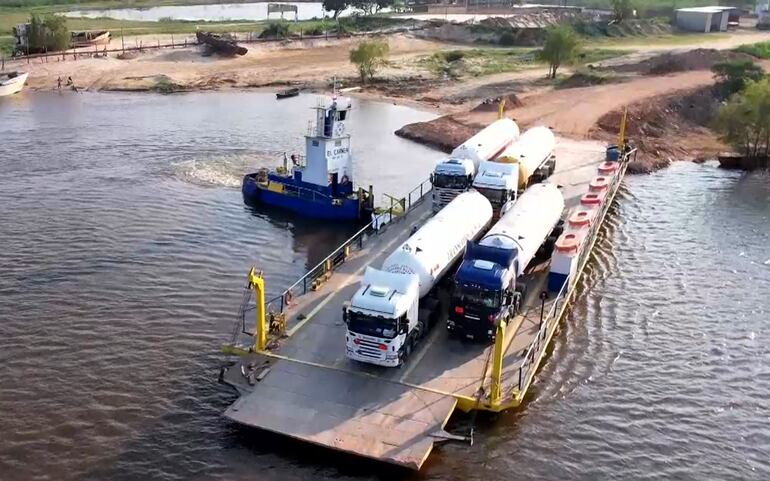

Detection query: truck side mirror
xmin=342 ymin=304 xmax=349 ymax=325
xmin=429 ymin=173 xmax=434 ymax=184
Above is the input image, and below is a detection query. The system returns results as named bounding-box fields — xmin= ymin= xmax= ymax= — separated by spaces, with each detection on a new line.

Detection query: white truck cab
xmin=473 ymin=160 xmax=519 ymax=217
xmin=431 ymin=158 xmax=475 ymax=213
xmin=344 ymin=267 xmax=420 ymax=367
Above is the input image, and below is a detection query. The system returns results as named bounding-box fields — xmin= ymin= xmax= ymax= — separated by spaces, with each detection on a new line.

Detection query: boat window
xmin=433 ymin=173 xmax=470 ymax=189
xmin=312 ymin=140 xmax=319 ymax=146
xmin=339 ymin=110 xmax=347 ymax=121
xmin=335 ymin=140 xmax=342 ymax=146
xmin=347 ymin=310 xmax=398 ymax=339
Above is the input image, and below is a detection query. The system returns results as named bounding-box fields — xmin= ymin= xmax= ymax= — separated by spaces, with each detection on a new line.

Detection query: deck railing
xmin=507 ymin=148 xmax=638 ymax=402
xmin=261 ymin=177 xmax=433 ymax=315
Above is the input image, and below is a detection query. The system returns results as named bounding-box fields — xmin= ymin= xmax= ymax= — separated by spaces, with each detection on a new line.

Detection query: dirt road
xmin=395 ymin=68 xmax=723 ymax=154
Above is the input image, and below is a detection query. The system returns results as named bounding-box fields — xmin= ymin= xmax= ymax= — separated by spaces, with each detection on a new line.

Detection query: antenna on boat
xmin=332 ymin=76 xmax=337 ymax=103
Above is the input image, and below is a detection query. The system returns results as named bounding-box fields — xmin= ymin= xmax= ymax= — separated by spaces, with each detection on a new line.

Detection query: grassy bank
xmin=419 ymin=47 xmax=630 ymax=78
xmin=736 ymin=41 xmax=770 ymax=59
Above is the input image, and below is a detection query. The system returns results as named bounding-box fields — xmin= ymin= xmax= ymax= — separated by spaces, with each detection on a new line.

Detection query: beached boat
xmin=276 ymin=87 xmax=299 ymax=99
xmin=0 ymin=71 xmax=28 ymax=97
xmin=71 ymin=30 xmax=111 ymax=48
xmin=196 ymin=31 xmax=248 ymax=56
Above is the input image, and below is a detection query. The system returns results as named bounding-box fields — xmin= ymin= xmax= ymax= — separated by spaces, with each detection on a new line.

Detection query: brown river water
xmin=1 ymin=92 xmax=768 ymax=481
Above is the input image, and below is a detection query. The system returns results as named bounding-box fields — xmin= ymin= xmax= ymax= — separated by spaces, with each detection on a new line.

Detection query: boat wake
xmin=172 ymin=155 xmax=269 ymax=188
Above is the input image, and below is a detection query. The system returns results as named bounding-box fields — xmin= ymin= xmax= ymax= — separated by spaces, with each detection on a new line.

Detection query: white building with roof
xmin=675 ymin=6 xmax=735 ymax=32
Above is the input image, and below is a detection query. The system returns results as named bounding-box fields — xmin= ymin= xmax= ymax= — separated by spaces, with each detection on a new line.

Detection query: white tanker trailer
xmin=448 ymin=183 xmax=565 ymax=341
xmin=344 ymin=191 xmax=493 ymax=367
xmin=431 ymin=118 xmax=520 ymax=213
xmin=472 ymin=126 xmax=557 ymax=217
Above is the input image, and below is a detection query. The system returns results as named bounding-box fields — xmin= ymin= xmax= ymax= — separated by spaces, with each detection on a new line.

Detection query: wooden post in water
xmin=171 ymin=34 xmax=174 ymax=48
xmin=121 ymin=28 xmax=125 ymax=54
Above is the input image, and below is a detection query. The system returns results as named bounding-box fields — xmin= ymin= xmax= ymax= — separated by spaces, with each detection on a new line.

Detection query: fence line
xmin=508 ymin=148 xmax=638 ymax=402
xmin=1 ymin=24 xmax=423 ymax=70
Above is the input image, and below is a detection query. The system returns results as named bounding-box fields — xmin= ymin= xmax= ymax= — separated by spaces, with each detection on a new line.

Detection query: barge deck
xmin=220 ymin=137 xmax=633 ymax=470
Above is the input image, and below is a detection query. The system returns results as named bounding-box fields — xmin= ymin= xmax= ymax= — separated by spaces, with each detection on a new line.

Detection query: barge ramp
xmin=220 ymin=137 xmax=635 ymax=470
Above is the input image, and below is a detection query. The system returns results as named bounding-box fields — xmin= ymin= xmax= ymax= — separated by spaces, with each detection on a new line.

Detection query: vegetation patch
xmin=557 ymin=68 xmax=621 ymax=89
xmin=420 ymin=48 xmax=535 ymax=78
xmin=259 ymin=21 xmax=290 ymax=39
xmin=735 ymin=41 xmax=770 ymax=60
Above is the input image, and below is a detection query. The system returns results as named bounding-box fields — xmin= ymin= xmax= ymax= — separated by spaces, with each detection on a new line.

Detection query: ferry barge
xmin=221 ymin=116 xmax=635 ymax=470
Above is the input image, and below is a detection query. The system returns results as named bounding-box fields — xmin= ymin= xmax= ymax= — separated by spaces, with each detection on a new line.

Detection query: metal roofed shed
xmin=675 ymin=6 xmax=736 ymax=32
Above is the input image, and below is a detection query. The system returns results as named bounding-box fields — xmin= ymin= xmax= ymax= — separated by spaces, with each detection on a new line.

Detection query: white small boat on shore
xmin=0 ymin=71 xmax=28 ymax=97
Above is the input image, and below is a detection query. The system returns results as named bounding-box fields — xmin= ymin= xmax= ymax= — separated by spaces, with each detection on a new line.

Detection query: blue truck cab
xmin=448 ymin=242 xmax=523 ymax=342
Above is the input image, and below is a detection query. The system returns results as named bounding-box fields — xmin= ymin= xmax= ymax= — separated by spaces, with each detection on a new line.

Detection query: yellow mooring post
xmin=498 ymin=98 xmax=507 ymax=120
xmin=489 ymin=321 xmax=506 ymax=407
xmin=247 ymin=266 xmax=267 ymax=352
xmin=618 ymin=107 xmax=628 ymax=151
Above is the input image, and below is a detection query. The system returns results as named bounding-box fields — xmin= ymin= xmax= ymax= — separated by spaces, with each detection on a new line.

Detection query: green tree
xmin=610 ymin=0 xmax=634 ymax=23
xmin=27 ymin=14 xmax=47 ymax=53
xmin=714 ymin=78 xmax=770 ymax=166
xmin=712 ymin=59 xmax=765 ymax=96
xmin=43 ymin=14 xmax=70 ymax=51
xmin=540 ymin=25 xmax=580 ymax=79
xmin=323 ymin=0 xmax=349 ymax=19
xmin=349 ymin=39 xmax=389 ymax=84
xmin=26 ymin=13 xmax=70 ymax=53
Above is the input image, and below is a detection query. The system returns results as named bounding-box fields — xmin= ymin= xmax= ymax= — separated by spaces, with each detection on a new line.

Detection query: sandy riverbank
xmin=8 ymin=29 xmax=770 ymax=170
xmin=11 ymin=34 xmax=447 ymax=92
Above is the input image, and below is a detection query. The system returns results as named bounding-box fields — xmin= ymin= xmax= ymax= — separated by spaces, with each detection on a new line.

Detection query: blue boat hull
xmin=242 ymin=175 xmax=365 ymax=221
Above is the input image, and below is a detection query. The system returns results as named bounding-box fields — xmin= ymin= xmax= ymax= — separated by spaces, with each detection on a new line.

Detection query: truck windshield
xmin=433 ymin=173 xmax=469 ymax=189
xmin=347 ymin=310 xmax=398 ymax=339
xmin=455 ymin=284 xmax=500 ymax=309
xmin=475 ymin=187 xmax=506 ymax=206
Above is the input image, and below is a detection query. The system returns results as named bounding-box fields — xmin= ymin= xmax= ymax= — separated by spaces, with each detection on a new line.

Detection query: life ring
xmin=284 ymin=290 xmax=293 ymax=306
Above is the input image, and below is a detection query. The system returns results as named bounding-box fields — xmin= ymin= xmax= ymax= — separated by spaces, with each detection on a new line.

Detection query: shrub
xmin=540 ymin=25 xmax=580 ymax=79
xmin=712 ymin=59 xmax=765 ymax=97
xmin=442 ymin=50 xmax=465 ymax=62
xmin=714 ymin=78 xmax=770 ymax=165
xmin=259 ymin=22 xmax=290 ymax=39
xmin=349 ymin=39 xmax=389 ymax=84
xmin=499 ymin=31 xmax=516 ymax=46
xmin=735 ymin=41 xmax=770 ymax=60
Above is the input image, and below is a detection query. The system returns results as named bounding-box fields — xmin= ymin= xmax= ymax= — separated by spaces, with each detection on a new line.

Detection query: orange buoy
xmin=581 ymin=191 xmax=605 ymax=206
xmin=598 ymin=162 xmax=619 ymax=175
xmin=555 ymin=231 xmax=584 ymax=254
xmin=568 ymin=209 xmax=595 ymax=228
xmin=589 ymin=176 xmax=610 ymax=192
